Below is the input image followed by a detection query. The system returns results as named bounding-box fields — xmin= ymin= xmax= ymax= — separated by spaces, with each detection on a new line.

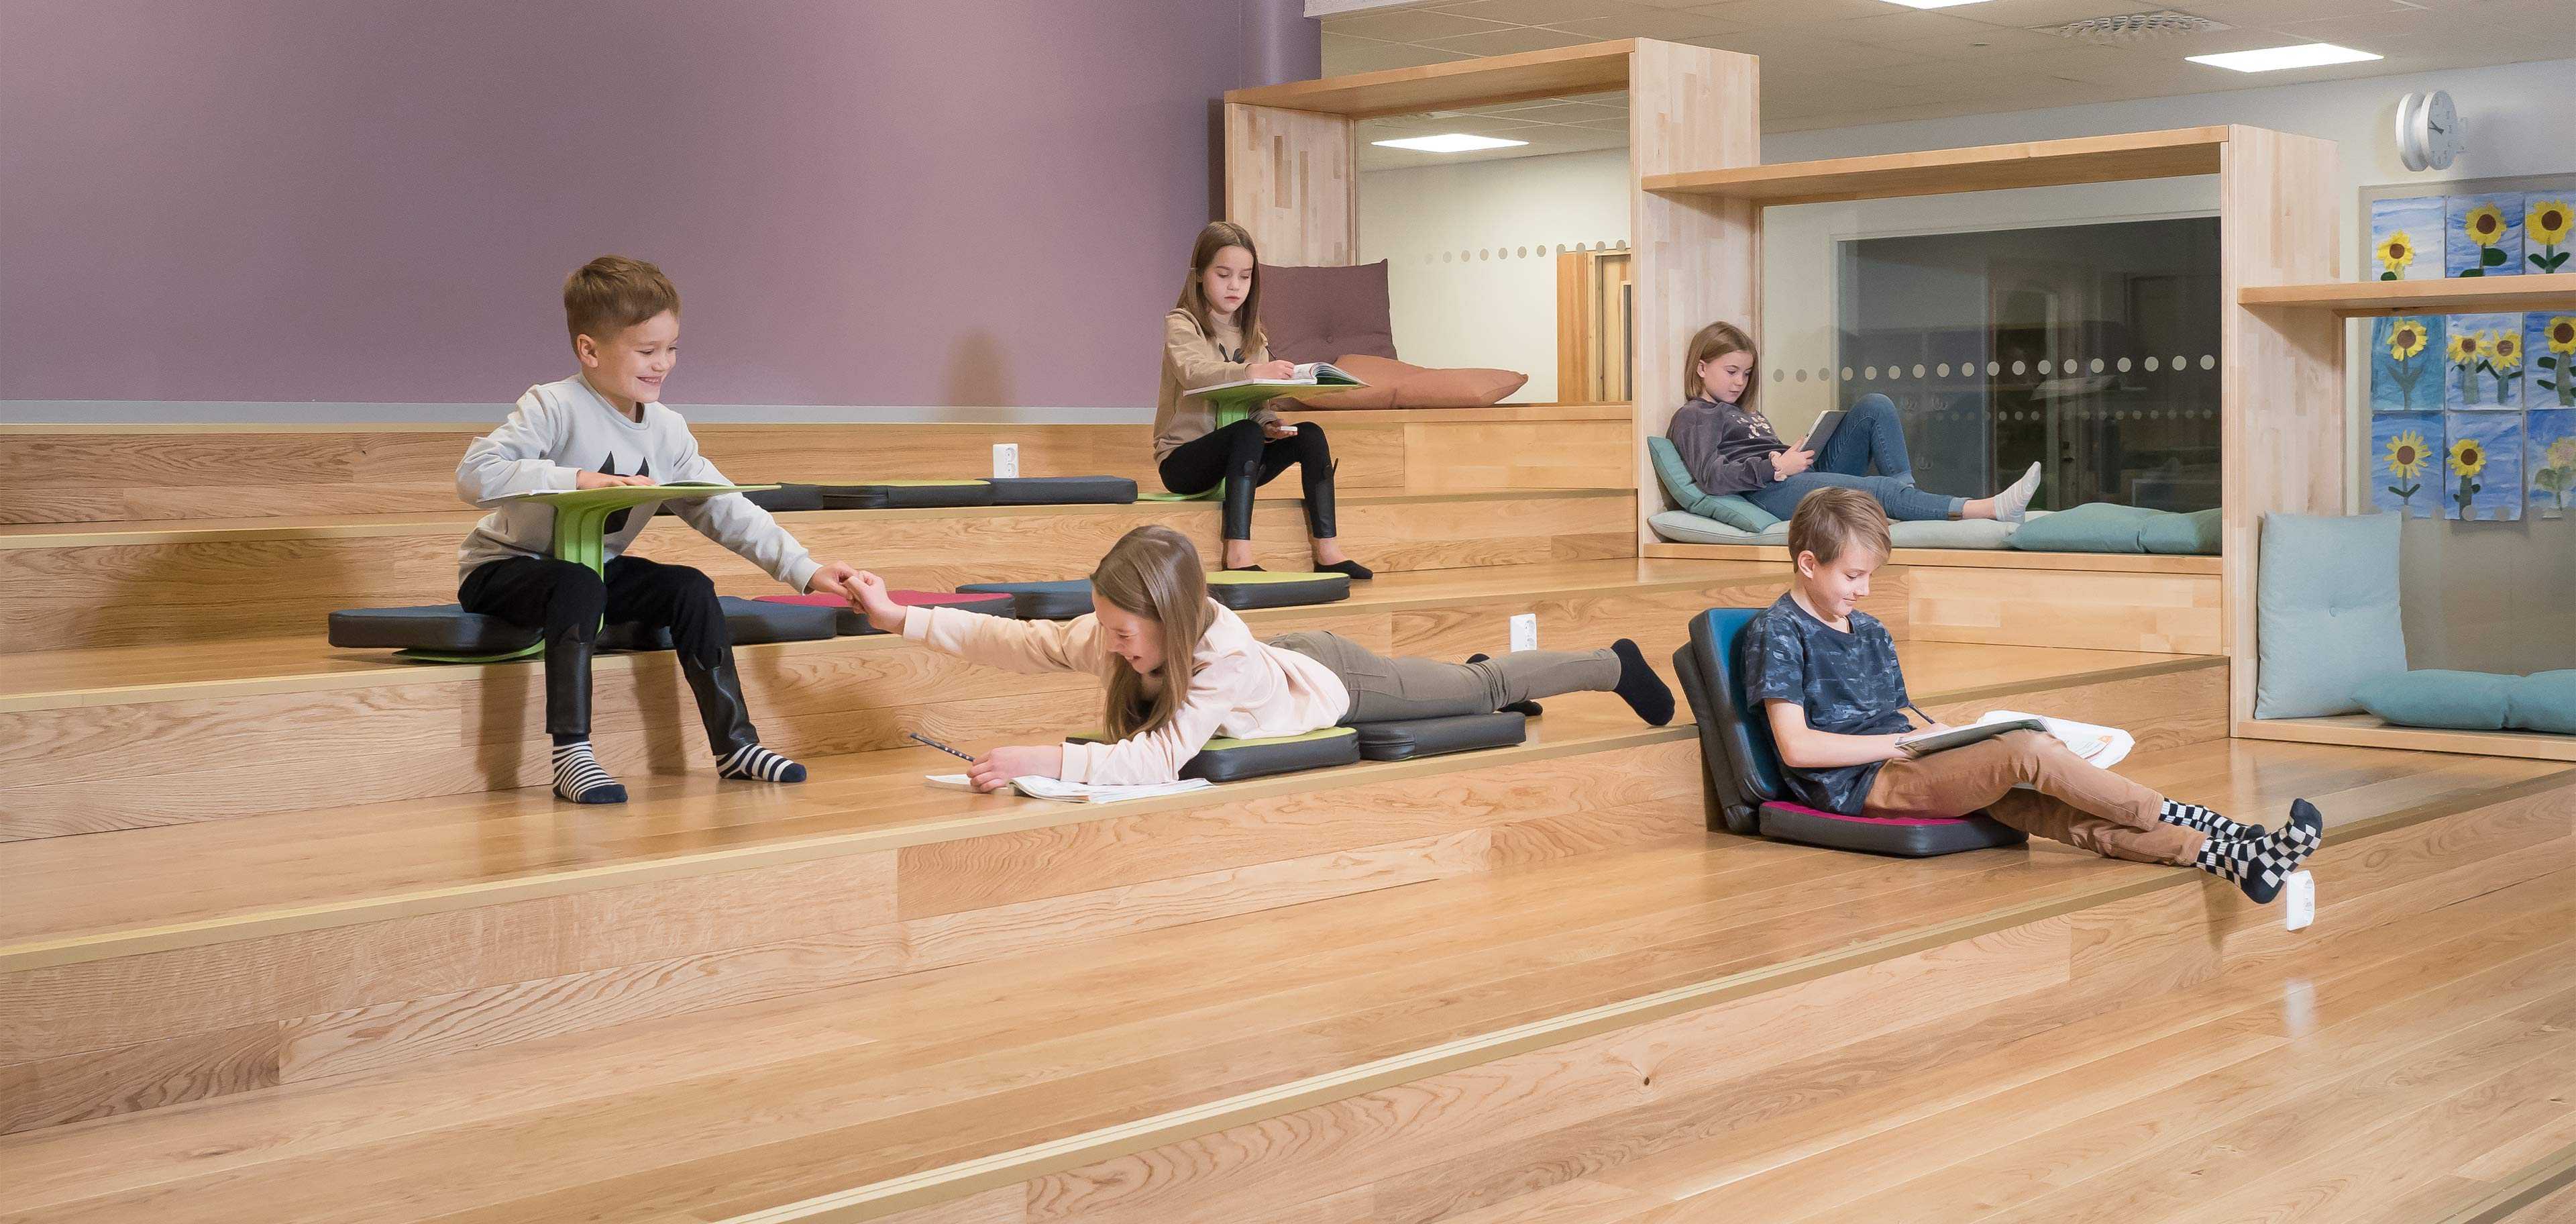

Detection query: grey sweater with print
xmin=1665 ymin=396 xmax=1787 ymax=497
xmin=453 ymin=374 xmax=820 ymax=591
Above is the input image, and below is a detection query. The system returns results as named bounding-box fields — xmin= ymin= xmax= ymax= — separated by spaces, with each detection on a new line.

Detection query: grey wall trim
xmin=0 ymin=402 xmax=1158 ymax=426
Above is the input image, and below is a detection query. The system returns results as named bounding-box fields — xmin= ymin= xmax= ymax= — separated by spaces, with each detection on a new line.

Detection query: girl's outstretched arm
xmin=851 ymin=572 xmax=1103 ymax=676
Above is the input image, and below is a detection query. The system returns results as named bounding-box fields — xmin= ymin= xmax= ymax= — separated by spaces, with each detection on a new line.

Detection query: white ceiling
xmin=1329 ymin=0 xmax=2575 ymax=165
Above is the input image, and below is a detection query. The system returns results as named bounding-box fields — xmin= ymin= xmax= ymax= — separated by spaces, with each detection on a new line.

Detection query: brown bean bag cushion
xmin=1258 ymin=261 xmax=1397 ymax=365
xmin=1287 ymin=354 xmax=1527 ymax=410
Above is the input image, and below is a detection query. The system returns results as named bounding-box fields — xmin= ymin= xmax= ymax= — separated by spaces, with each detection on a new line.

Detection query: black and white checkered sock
xmin=2195 ymin=799 xmax=2323 ymax=903
xmin=2161 ymin=798 xmax=2266 ymax=842
xmin=718 ymin=743 xmax=808 ymax=784
xmin=551 ymin=741 xmax=627 ymax=805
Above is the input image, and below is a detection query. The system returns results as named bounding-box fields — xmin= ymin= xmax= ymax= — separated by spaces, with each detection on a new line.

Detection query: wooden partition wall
xmin=1224 ymin=39 xmax=1761 ymax=554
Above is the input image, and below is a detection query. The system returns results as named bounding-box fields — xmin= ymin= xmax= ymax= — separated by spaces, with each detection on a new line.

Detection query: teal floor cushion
xmin=1650 ymin=509 xmax=2023 ymax=550
xmin=2355 ymin=669 xmax=2576 ymax=733
xmin=1646 ymin=436 xmax=1780 ymax=533
xmin=2255 ymin=512 xmax=2406 ymax=719
xmin=2010 ymin=503 xmax=2221 ymax=554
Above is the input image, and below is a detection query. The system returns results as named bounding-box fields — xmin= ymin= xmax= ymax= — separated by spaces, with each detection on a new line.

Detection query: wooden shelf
xmin=2235 ymin=715 xmax=2576 ymax=763
xmin=1224 ymin=40 xmax=1634 ymax=117
xmin=2237 ymin=273 xmax=2576 ymax=317
xmin=1641 ymin=126 xmax=2229 ymax=205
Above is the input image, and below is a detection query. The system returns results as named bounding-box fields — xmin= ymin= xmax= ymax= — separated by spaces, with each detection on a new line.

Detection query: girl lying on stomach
xmin=847 ymin=525 xmax=1675 ymax=789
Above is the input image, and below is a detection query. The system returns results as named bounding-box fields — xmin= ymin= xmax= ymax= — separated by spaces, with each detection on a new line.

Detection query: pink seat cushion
xmin=1764 ymin=801 xmax=1978 ymax=828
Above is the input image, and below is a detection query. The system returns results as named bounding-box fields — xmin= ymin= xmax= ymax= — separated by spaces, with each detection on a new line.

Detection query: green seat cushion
xmin=2351 ymin=669 xmax=2516 ymax=730
xmin=2255 ymin=512 xmax=2407 ymax=719
xmin=1648 ymin=436 xmax=1779 ymax=533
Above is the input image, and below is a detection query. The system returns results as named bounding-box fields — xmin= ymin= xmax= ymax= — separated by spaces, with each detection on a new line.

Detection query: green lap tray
xmin=399 ymin=482 xmax=771 ymax=663
xmin=1144 ymin=400 xmax=1258 ymax=503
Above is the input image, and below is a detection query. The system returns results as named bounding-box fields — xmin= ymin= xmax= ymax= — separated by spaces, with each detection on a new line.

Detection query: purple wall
xmin=0 ymin=1 xmax=1245 ymax=407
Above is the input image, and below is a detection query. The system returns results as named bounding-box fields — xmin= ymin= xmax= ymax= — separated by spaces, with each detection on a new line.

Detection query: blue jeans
xmin=1746 ymin=394 xmax=1966 ymax=522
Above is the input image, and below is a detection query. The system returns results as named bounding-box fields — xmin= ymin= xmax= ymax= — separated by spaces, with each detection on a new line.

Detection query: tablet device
xmin=1896 ymin=716 xmax=2045 ymax=758
xmin=1797 ymin=409 xmax=1847 ymax=455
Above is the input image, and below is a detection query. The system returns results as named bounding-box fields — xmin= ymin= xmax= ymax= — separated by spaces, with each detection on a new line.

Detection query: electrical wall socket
xmin=991 ymin=443 xmax=1019 ymax=478
xmin=1508 ymin=613 xmax=1537 ymax=653
xmin=2284 ymin=870 xmax=2315 ymax=931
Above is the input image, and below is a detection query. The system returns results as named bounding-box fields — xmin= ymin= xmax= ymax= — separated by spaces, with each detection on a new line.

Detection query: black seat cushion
xmin=817 ymin=480 xmax=997 ymax=509
xmin=957 ymin=578 xmax=1095 ymax=620
xmin=1757 ymin=802 xmax=2028 ymax=858
xmin=756 ymin=590 xmax=1018 ymax=635
xmin=327 ymin=605 xmax=538 ymax=654
xmin=742 ymin=484 xmax=824 ymax=513
xmin=598 ymin=597 xmax=840 ymax=651
xmin=1066 ymin=726 xmax=1363 ymax=783
xmin=1352 ymin=711 xmax=1525 ymax=761
xmin=1205 ymin=570 xmax=1351 ymax=611
xmin=985 ymin=476 xmax=1138 ymax=506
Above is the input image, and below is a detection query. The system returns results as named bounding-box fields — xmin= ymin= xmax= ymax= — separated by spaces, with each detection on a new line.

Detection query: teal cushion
xmin=2352 ymin=670 xmax=2514 ymax=730
xmin=1647 ymin=436 xmax=1779 ymax=533
xmin=2255 ymin=512 xmax=2407 ymax=719
xmin=1649 ymin=509 xmax=2017 ymax=550
xmin=2141 ymin=507 xmax=2223 ymax=555
xmin=2508 ymin=671 xmax=2576 ymax=733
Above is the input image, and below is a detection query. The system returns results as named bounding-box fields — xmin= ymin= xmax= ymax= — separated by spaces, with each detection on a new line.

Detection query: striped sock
xmin=718 ymin=743 xmax=808 ymax=784
xmin=550 ymin=741 xmax=627 ymax=805
xmin=2194 ymin=799 xmax=2324 ymax=904
xmin=2159 ymin=798 xmax=2266 ymax=842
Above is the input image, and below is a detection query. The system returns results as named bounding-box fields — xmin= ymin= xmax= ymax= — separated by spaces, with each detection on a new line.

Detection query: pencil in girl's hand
xmin=908 ymin=732 xmax=976 ymax=762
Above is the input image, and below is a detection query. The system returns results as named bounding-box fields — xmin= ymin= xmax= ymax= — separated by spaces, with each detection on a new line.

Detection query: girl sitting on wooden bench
xmin=846 ymin=525 xmax=1675 ymax=789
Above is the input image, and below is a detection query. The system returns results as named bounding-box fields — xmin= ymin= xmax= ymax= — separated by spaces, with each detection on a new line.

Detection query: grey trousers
xmin=1269 ymin=630 xmax=1621 ymax=723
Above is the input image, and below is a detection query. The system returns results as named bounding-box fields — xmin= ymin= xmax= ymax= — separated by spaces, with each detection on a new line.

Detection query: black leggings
xmin=1156 ymin=418 xmax=1337 ymax=542
xmin=460 ymin=554 xmax=735 ymax=737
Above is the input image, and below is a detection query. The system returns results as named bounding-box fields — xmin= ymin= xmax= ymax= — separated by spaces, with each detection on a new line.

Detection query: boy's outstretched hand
xmin=849 ymin=570 xmax=906 ymax=633
xmin=806 ymin=561 xmax=863 ymax=601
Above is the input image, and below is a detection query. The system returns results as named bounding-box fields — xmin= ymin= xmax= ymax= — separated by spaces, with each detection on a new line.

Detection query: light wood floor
xmin=1 ymin=739 xmax=2559 ymax=1224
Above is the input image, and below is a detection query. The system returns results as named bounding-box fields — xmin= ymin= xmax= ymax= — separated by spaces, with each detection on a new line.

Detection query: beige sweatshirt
xmin=901 ymin=599 xmax=1350 ymax=784
xmin=1155 ymin=306 xmax=1283 ymax=460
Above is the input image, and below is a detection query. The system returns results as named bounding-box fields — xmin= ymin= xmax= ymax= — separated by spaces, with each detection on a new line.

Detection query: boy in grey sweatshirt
xmin=456 ymin=256 xmax=861 ymax=804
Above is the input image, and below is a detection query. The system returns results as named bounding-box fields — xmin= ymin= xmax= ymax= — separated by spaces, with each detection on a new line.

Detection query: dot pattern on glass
xmin=2116 ymin=357 xmax=2132 ymax=372
xmin=1795 ymin=368 xmax=1809 ymax=382
xmin=1937 ymin=362 xmax=1951 ymax=377
xmin=1842 ymin=366 xmax=1855 ymax=380
xmin=1865 ymin=366 xmax=1878 ymax=380
xmin=2198 ymin=354 xmax=2216 ymax=370
xmin=2145 ymin=356 xmax=2159 ymax=371
xmin=2012 ymin=360 xmax=2026 ymax=375
xmin=1986 ymin=361 xmax=2000 ymax=375
xmin=1911 ymin=364 xmax=1926 ymax=378
xmin=2090 ymin=358 xmax=2106 ymax=374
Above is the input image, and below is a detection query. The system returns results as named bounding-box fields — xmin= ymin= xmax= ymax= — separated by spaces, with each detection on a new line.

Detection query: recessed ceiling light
xmin=2186 ymin=42 xmax=2381 ymax=72
xmin=1878 ymin=0 xmax=1992 ymax=8
xmin=1371 ymin=134 xmax=1530 ymax=153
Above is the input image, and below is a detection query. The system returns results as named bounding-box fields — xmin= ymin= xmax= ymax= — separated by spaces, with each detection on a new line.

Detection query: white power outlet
xmin=991 ymin=443 xmax=1020 ymax=478
xmin=1509 ymin=613 xmax=1538 ymax=653
xmin=2284 ymin=870 xmax=2316 ymax=931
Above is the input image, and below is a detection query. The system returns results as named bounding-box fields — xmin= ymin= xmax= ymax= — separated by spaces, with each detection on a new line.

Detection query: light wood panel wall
xmin=1909 ymin=566 xmax=2222 ymax=654
xmin=0 ymin=491 xmax=1636 ymax=654
xmin=0 ymin=735 xmax=1699 ymax=1133
xmin=1628 ymin=41 xmax=1761 ymax=546
xmin=2216 ymin=126 xmax=2343 ymax=725
xmin=1224 ymin=103 xmax=1356 ymax=266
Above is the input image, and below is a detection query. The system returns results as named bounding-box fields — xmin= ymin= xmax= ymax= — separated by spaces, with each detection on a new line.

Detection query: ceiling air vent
xmin=2043 ymin=9 xmax=2231 ymax=42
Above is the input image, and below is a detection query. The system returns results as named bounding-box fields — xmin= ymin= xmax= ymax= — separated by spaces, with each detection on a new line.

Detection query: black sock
xmin=1466 ymin=654 xmax=1542 ymax=717
xmin=1609 ymin=639 xmax=1674 ymax=726
xmin=1316 ymin=559 xmax=1374 ymax=581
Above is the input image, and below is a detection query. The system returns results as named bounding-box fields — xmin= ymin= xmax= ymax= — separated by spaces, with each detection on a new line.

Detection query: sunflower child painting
xmin=2444 ymin=411 xmax=2524 ymax=521
xmin=2371 ymin=197 xmax=2441 ymax=281
xmin=2533 ymin=313 xmax=2576 ymax=409
xmin=2446 ymin=312 xmax=2525 ymax=411
xmin=2530 ymin=199 xmax=2571 ymax=274
xmin=2373 ymin=315 xmax=2443 ymax=413
xmin=2530 ymin=409 xmax=2576 ymax=518
xmin=2447 ymin=192 xmax=2524 ymax=278
xmin=2373 ymin=412 xmax=2443 ymax=518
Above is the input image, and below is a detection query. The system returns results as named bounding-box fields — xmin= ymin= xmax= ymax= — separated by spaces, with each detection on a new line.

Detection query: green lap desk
xmin=325 ymin=483 xmax=771 ymax=664
xmin=1069 ymin=726 xmax=1362 ymax=783
xmin=817 ymin=480 xmax=996 ymax=510
xmin=1205 ymin=570 xmax=1350 ymax=610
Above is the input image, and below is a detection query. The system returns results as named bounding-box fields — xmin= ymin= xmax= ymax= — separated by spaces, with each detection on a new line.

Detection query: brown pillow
xmin=1258 ymin=261 xmax=1397 ymax=365
xmin=1285 ymin=355 xmax=1527 ymax=410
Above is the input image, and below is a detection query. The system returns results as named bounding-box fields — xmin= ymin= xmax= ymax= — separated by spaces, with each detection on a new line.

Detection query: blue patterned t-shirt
xmin=1740 ymin=593 xmax=1915 ymax=815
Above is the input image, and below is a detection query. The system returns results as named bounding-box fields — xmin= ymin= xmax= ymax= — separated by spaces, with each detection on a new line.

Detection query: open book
xmin=925 ymin=774 xmax=1214 ymax=804
xmin=1188 ymin=361 xmax=1366 ymax=399
xmin=1895 ymin=710 xmax=2133 ymax=767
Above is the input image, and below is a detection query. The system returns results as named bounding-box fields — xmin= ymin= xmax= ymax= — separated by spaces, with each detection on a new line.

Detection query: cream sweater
xmin=902 ymin=599 xmax=1350 ymax=784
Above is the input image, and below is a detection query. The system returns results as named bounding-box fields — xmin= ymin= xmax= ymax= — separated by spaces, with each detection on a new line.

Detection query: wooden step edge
xmin=1644 ymin=542 xmax=2222 ymax=575
xmin=0 ymin=488 xmax=1638 ymax=550
xmin=0 ymin=567 xmax=1774 ymax=713
xmin=707 ymin=763 xmax=2576 ymax=1224
xmin=1931 ymin=654 xmax=2224 ymax=707
xmin=2430 ymin=1139 xmax=2576 ymax=1224
xmin=0 ymin=724 xmax=1697 ymax=976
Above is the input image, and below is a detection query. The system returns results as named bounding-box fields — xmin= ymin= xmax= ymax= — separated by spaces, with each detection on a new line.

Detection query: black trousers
xmin=460 ymin=554 xmax=753 ymax=752
xmin=1157 ymin=418 xmax=1337 ymax=542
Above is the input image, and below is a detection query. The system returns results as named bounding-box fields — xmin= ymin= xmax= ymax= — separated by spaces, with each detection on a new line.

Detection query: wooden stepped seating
xmin=0 ymin=487 xmax=1637 ymax=655
xmin=3 ymin=558 xmax=1840 ymax=835
xmin=3 ymin=737 xmax=2561 ymax=1223
xmin=0 ymin=405 xmax=1631 ymax=526
xmin=0 ymin=641 xmax=2224 ymax=1137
